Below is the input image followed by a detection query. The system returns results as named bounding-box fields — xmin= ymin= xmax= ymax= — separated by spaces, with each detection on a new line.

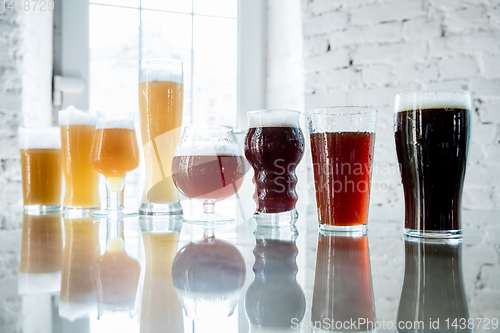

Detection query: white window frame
xmin=57 ymin=0 xmax=266 ymax=131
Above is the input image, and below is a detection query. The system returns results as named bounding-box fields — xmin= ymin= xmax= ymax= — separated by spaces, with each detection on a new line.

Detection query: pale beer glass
xmin=18 ymin=127 xmax=62 ymax=213
xmin=90 ymin=112 xmax=140 ymax=217
xmin=59 ymin=106 xmax=100 ymax=212
xmin=138 ymin=59 xmax=184 ymax=215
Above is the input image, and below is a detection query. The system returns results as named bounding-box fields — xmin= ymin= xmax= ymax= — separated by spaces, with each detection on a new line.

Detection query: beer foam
xmin=58 ymin=105 xmax=97 ymax=126
xmin=174 ymin=126 xmax=243 ymax=156
xmin=174 ymin=141 xmax=242 ymax=156
xmin=95 ymin=119 xmax=135 ymax=130
xmin=18 ymin=271 xmax=61 ymax=295
xmin=247 ymin=110 xmax=301 ymax=128
xmin=18 ymin=127 xmax=61 ymax=149
xmin=139 ymin=59 xmax=183 ymax=84
xmin=395 ymin=91 xmax=471 ymax=112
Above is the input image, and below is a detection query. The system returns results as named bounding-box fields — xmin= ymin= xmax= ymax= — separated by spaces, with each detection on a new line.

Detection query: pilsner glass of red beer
xmin=244 ymin=110 xmax=305 ymax=226
xmin=172 ymin=126 xmax=246 ymax=225
xmin=308 ymin=107 xmax=377 ymax=232
xmin=394 ymin=91 xmax=471 ymax=238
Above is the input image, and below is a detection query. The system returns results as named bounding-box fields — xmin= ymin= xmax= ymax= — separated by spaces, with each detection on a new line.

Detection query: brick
xmin=302 ymin=11 xmax=349 ymax=36
xmin=301 ymin=0 xmax=343 ymax=17
xmin=350 ymin=0 xmax=426 ymax=26
xmin=478 ymin=98 xmax=500 ymax=123
xmin=431 ymin=0 xmax=478 ymax=11
xmin=463 ymin=185 xmax=496 ymax=210
xmin=404 ymin=17 xmax=443 ymax=40
xmin=440 ymin=56 xmax=479 ymax=80
xmin=470 ymin=77 xmax=500 ymax=97
xmin=303 ymin=35 xmax=330 ymax=58
xmin=443 ymin=6 xmax=489 ymax=34
xmin=304 ymin=48 xmax=350 ymax=73
xmin=363 ymin=64 xmax=394 ymax=86
xmin=482 ymin=54 xmax=500 ymax=78
xmin=304 ymin=89 xmax=350 ymax=109
xmin=429 ymin=31 xmax=500 ymax=57
xmin=305 ymin=67 xmax=362 ymax=91
xmin=353 ymin=40 xmax=427 ymax=65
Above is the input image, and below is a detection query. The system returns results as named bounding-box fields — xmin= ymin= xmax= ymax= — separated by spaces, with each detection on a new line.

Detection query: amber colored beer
xmin=139 ymin=80 xmax=183 ymax=205
xmin=90 ymin=128 xmax=140 ymax=178
xmin=141 ymin=231 xmax=184 ymax=332
xmin=20 ymin=149 xmax=62 ymax=207
xmin=60 ymin=123 xmax=101 ymax=209
xmin=19 ymin=213 xmax=63 ymax=274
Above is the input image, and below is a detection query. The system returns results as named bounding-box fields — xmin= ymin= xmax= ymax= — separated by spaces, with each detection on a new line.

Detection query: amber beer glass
xmin=308 ymin=107 xmax=377 ymax=232
xmin=59 ymin=106 xmax=100 ymax=211
xmin=18 ymin=127 xmax=62 ymax=212
xmin=90 ymin=112 xmax=140 ymax=216
xmin=138 ymin=59 xmax=184 ymax=216
xmin=394 ymin=91 xmax=471 ymax=238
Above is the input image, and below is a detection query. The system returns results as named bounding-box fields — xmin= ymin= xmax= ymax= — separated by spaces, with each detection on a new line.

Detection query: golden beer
xmin=59 ymin=107 xmax=100 ymax=210
xmin=90 ymin=128 xmax=140 ymax=178
xmin=18 ymin=127 xmax=62 ymax=211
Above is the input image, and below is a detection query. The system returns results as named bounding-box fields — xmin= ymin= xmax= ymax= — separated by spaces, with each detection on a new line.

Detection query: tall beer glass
xmin=59 ymin=106 xmax=100 ymax=212
xmin=18 ymin=127 xmax=62 ymax=213
xmin=90 ymin=112 xmax=140 ymax=217
xmin=138 ymin=59 xmax=184 ymax=216
xmin=308 ymin=107 xmax=377 ymax=232
xmin=244 ymin=110 xmax=305 ymax=226
xmin=394 ymin=91 xmax=471 ymax=238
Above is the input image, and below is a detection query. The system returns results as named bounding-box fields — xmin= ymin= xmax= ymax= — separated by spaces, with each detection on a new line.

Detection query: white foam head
xmin=247 ymin=110 xmax=301 ymax=128
xmin=139 ymin=59 xmax=183 ymax=84
xmin=18 ymin=127 xmax=61 ymax=149
xmin=59 ymin=105 xmax=97 ymax=126
xmin=395 ymin=91 xmax=471 ymax=113
xmin=174 ymin=126 xmax=242 ymax=156
xmin=95 ymin=113 xmax=136 ymax=130
xmin=18 ymin=271 xmax=62 ymax=295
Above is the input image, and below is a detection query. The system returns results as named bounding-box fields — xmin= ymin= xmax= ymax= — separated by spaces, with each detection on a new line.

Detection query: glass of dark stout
xmin=244 ymin=110 xmax=305 ymax=226
xmin=172 ymin=126 xmax=246 ymax=225
xmin=308 ymin=107 xmax=377 ymax=232
xmin=394 ymin=91 xmax=471 ymax=239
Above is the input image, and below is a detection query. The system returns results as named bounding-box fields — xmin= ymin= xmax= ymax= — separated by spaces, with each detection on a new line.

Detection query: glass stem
xmin=203 ymin=228 xmax=215 ymax=240
xmin=203 ymin=200 xmax=215 ymax=214
xmin=106 ymin=179 xmax=124 ymax=210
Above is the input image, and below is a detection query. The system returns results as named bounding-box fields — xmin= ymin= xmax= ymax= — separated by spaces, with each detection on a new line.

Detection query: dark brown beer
xmin=395 ymin=107 xmax=470 ymax=233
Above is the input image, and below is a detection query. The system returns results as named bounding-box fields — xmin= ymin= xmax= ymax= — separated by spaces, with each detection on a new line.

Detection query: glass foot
xmin=24 ymin=205 xmax=61 ymax=214
xmin=404 ymin=228 xmax=462 ymax=239
xmin=319 ymin=222 xmax=367 ymax=233
xmin=253 ymin=209 xmax=298 ymax=227
xmin=139 ymin=201 xmax=183 ymax=216
xmin=183 ymin=212 xmax=235 ymax=228
xmin=92 ymin=208 xmax=137 ymax=218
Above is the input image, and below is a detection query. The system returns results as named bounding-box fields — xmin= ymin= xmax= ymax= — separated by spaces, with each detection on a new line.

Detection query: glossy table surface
xmin=0 ymin=203 xmax=499 ymax=333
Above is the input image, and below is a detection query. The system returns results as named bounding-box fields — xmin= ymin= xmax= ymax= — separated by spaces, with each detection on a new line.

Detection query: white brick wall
xmin=0 ymin=9 xmax=53 ymax=205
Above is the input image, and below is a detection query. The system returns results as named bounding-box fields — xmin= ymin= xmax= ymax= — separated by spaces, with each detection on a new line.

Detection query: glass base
xmin=404 ymin=228 xmax=462 ymax=239
xmin=253 ymin=209 xmax=298 ymax=227
xmin=92 ymin=208 xmax=137 ymax=218
xmin=319 ymin=222 xmax=367 ymax=233
xmin=183 ymin=212 xmax=234 ymax=228
xmin=23 ymin=205 xmax=61 ymax=214
xmin=139 ymin=201 xmax=183 ymax=216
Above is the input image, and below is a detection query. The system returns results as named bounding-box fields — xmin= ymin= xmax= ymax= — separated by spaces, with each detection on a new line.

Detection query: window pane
xmin=141 ymin=10 xmax=192 ymax=125
xmin=90 ymin=0 xmax=139 ymax=8
xmin=193 ymin=16 xmax=237 ymax=127
xmin=89 ymin=5 xmax=139 ymax=113
xmin=193 ymin=0 xmax=237 ymax=18
xmin=141 ymin=0 xmax=192 ymax=13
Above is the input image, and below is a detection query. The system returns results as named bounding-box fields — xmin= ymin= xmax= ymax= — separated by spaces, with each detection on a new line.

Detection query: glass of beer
xmin=59 ymin=106 xmax=100 ymax=212
xmin=172 ymin=126 xmax=246 ymax=225
xmin=394 ymin=91 xmax=471 ymax=238
xmin=308 ymin=107 xmax=377 ymax=232
xmin=138 ymin=59 xmax=184 ymax=216
xmin=18 ymin=127 xmax=62 ymax=213
xmin=244 ymin=110 xmax=305 ymax=226
xmin=89 ymin=112 xmax=140 ymax=217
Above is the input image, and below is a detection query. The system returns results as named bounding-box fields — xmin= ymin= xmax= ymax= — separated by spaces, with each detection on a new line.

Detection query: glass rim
xmin=183 ymin=125 xmax=234 ymax=132
xmin=395 ymin=90 xmax=471 ymax=99
xmin=96 ymin=111 xmax=136 ymax=118
xmin=307 ymin=106 xmax=378 ymax=116
xmin=139 ymin=58 xmax=183 ymax=66
xmin=247 ymin=109 xmax=301 ymax=116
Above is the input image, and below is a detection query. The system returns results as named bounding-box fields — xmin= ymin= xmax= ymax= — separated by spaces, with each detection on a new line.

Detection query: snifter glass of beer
xmin=308 ymin=107 xmax=377 ymax=232
xmin=138 ymin=59 xmax=184 ymax=216
xmin=172 ymin=126 xmax=246 ymax=225
xmin=244 ymin=110 xmax=305 ymax=226
xmin=59 ymin=106 xmax=100 ymax=212
xmin=18 ymin=127 xmax=62 ymax=213
xmin=90 ymin=112 xmax=140 ymax=217
xmin=394 ymin=91 xmax=471 ymax=239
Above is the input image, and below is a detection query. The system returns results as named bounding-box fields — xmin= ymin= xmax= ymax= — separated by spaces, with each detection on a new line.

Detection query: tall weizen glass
xmin=59 ymin=106 xmax=100 ymax=212
xmin=394 ymin=91 xmax=471 ymax=238
xmin=138 ymin=59 xmax=184 ymax=216
xmin=244 ymin=110 xmax=305 ymax=226
xmin=18 ymin=127 xmax=62 ymax=213
xmin=308 ymin=107 xmax=377 ymax=232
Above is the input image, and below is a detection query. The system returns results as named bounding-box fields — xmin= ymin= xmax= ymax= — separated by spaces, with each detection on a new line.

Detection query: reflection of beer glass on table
xmin=394 ymin=91 xmax=471 ymax=239
xmin=18 ymin=127 xmax=62 ymax=213
xmin=59 ymin=106 xmax=100 ymax=212
xmin=308 ymin=107 xmax=377 ymax=232
xmin=244 ymin=110 xmax=305 ymax=226
xmin=138 ymin=59 xmax=184 ymax=216
xmin=90 ymin=112 xmax=140 ymax=217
